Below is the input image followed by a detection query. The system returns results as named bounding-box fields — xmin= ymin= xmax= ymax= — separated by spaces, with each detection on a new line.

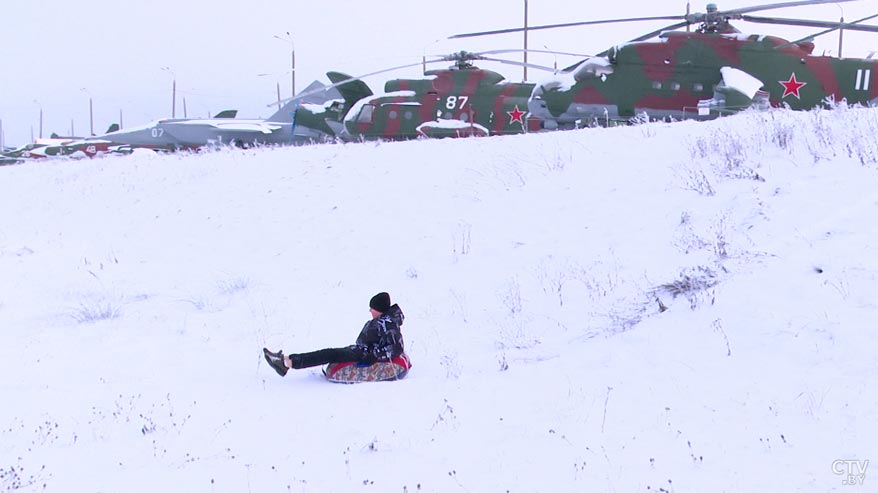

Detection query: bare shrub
xmin=763 ymin=112 xmax=796 ymax=150
xmin=654 ymin=265 xmax=720 ymax=310
xmin=452 ymin=222 xmax=472 ymax=260
xmin=71 ymin=299 xmax=122 ymax=324
xmin=0 ymin=462 xmax=49 ymax=491
xmin=218 ymin=276 xmax=250 ymax=295
xmin=674 ymin=162 xmax=716 ymax=196
xmin=684 ymin=126 xmax=764 ymax=188
xmin=543 ymin=145 xmax=571 ymax=171
xmin=497 ymin=318 xmax=541 ymax=351
xmin=499 ymin=277 xmax=522 ymax=315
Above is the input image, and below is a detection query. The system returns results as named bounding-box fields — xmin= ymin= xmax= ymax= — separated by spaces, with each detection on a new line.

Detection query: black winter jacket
xmin=354 ymin=304 xmax=405 ymax=362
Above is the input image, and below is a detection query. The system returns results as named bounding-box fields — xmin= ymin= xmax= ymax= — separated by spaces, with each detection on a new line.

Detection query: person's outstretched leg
xmin=287 ymin=346 xmax=365 ymax=369
xmin=263 ymin=346 xmax=366 ymax=376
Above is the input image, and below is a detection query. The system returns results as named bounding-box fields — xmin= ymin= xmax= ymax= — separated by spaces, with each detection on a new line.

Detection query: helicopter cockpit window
xmin=651 ymin=81 xmax=662 ymax=90
xmin=357 ymin=104 xmax=375 ymax=123
xmin=693 ymin=83 xmax=704 ymax=93
xmin=404 ymin=111 xmax=413 ymax=120
xmin=670 ymin=82 xmax=681 ymax=91
xmin=388 ymin=110 xmax=398 ymax=120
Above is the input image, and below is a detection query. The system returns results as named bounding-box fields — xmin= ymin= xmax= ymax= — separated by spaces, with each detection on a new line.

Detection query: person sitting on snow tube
xmin=263 ymin=292 xmax=407 ymax=378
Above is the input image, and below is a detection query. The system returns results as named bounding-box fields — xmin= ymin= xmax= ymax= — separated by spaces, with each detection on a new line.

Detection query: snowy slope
xmin=1 ymin=107 xmax=877 ymax=492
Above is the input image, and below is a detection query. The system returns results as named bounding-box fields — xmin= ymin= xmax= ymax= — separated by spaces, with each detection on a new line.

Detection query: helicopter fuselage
xmin=530 ymin=31 xmax=878 ymax=127
xmin=341 ymin=68 xmax=540 ymax=140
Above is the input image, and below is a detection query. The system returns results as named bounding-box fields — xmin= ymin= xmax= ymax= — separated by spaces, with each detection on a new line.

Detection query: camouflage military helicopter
xmin=330 ymin=51 xmax=548 ymax=140
xmin=278 ymin=50 xmax=586 ymax=142
xmin=451 ymin=0 xmax=878 ymax=128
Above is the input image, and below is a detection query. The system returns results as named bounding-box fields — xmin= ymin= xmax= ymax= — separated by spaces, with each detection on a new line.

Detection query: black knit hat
xmin=369 ymin=292 xmax=391 ymax=313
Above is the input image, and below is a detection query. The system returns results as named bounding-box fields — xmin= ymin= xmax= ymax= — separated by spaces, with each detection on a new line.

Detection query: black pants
xmin=287 ymin=346 xmax=368 ymax=369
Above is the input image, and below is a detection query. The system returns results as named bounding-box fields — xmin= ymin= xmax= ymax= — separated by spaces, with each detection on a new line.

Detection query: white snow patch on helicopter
xmin=720 ymin=33 xmax=763 ymax=42
xmin=720 ymin=67 xmax=765 ymax=99
xmin=535 ymin=57 xmax=613 ymax=92
xmin=299 ymin=100 xmax=345 ymax=114
xmin=539 ymin=70 xmax=577 ymax=92
xmin=343 ymin=90 xmax=417 ymax=124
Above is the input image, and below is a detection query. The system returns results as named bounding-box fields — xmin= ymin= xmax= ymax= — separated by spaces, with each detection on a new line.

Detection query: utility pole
xmin=274 ymin=32 xmax=296 ymax=96
xmin=119 ymin=109 xmax=123 ymax=130
xmin=81 ymin=88 xmax=94 ymax=135
xmin=33 ymin=100 xmax=43 ymax=139
xmin=183 ymin=97 xmax=188 ymax=118
xmin=162 ymin=67 xmax=177 ymax=117
xmin=277 ymin=82 xmax=282 ymax=110
xmin=834 ymin=4 xmax=846 ymax=58
xmin=0 ymin=119 xmax=4 ymax=150
xmin=523 ymin=0 xmax=529 ymax=81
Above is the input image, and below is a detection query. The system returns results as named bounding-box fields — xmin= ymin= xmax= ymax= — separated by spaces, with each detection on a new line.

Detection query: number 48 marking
xmin=445 ymin=96 xmax=469 ymax=110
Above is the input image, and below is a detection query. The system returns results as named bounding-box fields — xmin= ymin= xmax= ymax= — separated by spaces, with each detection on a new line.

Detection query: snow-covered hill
xmin=1 ymin=107 xmax=876 ymax=492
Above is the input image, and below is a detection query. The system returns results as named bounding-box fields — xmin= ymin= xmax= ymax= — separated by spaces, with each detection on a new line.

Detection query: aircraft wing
xmin=175 ymin=119 xmax=283 ymax=134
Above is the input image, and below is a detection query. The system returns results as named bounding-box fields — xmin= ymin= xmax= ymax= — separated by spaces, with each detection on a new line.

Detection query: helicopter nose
xmin=527 ymin=87 xmax=557 ymax=129
xmin=339 ymin=127 xmax=352 ymax=142
xmin=528 ymin=85 xmax=547 ymax=112
xmin=529 ymin=83 xmax=545 ymax=101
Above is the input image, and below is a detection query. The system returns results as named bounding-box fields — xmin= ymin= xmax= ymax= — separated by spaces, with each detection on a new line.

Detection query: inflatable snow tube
xmin=324 ymin=353 xmax=412 ymax=383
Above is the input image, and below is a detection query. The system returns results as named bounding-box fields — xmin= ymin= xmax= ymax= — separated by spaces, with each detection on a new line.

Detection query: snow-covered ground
xmin=1 ymin=107 xmax=876 ymax=492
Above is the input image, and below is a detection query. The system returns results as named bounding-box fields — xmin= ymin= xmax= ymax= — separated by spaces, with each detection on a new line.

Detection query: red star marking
xmin=779 ymin=73 xmax=807 ymax=99
xmin=507 ymin=105 xmax=526 ymax=125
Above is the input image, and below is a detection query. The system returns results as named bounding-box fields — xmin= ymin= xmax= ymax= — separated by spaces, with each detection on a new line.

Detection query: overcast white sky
xmin=1 ymin=0 xmax=876 ymax=146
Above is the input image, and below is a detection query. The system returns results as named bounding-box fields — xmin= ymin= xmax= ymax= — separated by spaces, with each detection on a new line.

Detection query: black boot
xmin=263 ymin=348 xmax=288 ymax=377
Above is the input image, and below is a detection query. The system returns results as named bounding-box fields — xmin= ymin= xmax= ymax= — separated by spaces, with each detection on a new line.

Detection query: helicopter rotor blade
xmin=619 ymin=1 xmax=864 ymax=46
xmin=269 ymin=59 xmax=435 ymax=107
xmin=720 ymin=0 xmax=859 ymax=17
xmin=448 ymin=15 xmax=686 ymax=39
xmin=266 ymin=49 xmax=556 ymax=107
xmin=776 ymin=13 xmax=878 ymax=48
xmin=477 ymin=56 xmax=559 ymax=73
xmin=740 ymin=13 xmax=878 ymax=32
xmin=626 ymin=20 xmax=693 ymax=43
xmin=594 ymin=20 xmax=692 ymax=56
xmin=450 ymin=0 xmax=864 ymax=43
xmin=476 ymin=48 xmax=595 ymax=58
